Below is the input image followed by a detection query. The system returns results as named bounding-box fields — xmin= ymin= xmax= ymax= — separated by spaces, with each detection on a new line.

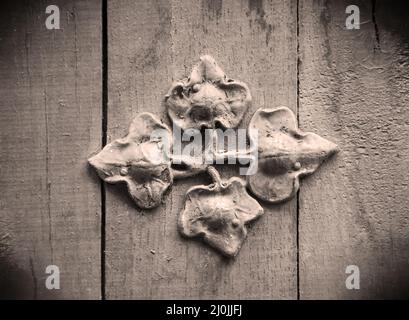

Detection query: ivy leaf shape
xmin=247 ymin=107 xmax=338 ymax=204
xmin=165 ymin=55 xmax=251 ymax=130
xmin=178 ymin=167 xmax=263 ymax=257
xmin=88 ymin=113 xmax=173 ymax=209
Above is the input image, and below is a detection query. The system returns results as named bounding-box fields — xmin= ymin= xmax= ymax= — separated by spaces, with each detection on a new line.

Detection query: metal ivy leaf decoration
xmin=165 ymin=55 xmax=251 ymax=130
xmin=88 ymin=113 xmax=173 ymax=209
xmin=178 ymin=167 xmax=263 ymax=257
xmin=88 ymin=56 xmax=338 ymax=257
xmin=247 ymin=107 xmax=339 ymax=204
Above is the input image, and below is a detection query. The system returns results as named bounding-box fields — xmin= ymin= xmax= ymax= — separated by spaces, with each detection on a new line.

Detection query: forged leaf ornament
xmin=87 ymin=55 xmax=341 ymax=258
xmin=165 ymin=55 xmax=251 ymax=130
xmin=178 ymin=167 xmax=264 ymax=257
xmin=247 ymin=107 xmax=338 ymax=204
xmin=88 ymin=113 xmax=173 ymax=209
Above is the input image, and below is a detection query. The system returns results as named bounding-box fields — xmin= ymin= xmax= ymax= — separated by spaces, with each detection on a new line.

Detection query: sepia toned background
xmin=0 ymin=0 xmax=408 ymax=299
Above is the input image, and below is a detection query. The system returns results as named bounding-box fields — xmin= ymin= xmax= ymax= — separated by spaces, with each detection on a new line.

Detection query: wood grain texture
xmin=106 ymin=0 xmax=298 ymax=299
xmin=0 ymin=0 xmax=102 ymax=299
xmin=299 ymin=0 xmax=409 ymax=299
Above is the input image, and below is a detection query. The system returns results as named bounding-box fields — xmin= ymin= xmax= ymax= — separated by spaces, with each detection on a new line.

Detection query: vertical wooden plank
xmin=299 ymin=0 xmax=409 ymax=298
xmin=106 ymin=0 xmax=297 ymax=299
xmin=0 ymin=0 xmax=102 ymax=299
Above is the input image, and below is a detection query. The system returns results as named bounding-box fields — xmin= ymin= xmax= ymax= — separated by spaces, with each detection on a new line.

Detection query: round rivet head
xmin=294 ymin=162 xmax=301 ymax=170
xmin=231 ymin=219 xmax=240 ymax=228
xmin=120 ymin=167 xmax=128 ymax=176
xmin=192 ymin=84 xmax=201 ymax=92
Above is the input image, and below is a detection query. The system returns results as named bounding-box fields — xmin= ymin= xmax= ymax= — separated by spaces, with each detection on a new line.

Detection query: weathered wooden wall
xmin=1 ymin=0 xmax=408 ymax=299
xmin=106 ymin=0 xmax=298 ymax=299
xmin=0 ymin=0 xmax=102 ymax=299
xmin=299 ymin=0 xmax=409 ymax=299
